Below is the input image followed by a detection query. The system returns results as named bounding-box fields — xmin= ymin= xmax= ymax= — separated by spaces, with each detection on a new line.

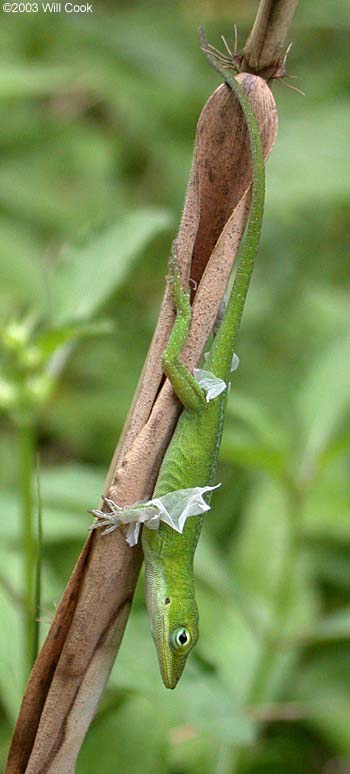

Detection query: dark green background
xmin=0 ymin=1 xmax=349 ymax=772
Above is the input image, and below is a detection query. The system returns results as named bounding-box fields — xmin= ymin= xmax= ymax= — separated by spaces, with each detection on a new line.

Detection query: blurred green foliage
xmin=0 ymin=1 xmax=349 ymax=772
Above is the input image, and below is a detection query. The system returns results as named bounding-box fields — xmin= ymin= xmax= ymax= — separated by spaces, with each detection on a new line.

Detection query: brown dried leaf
xmin=6 ymin=75 xmax=277 ymax=774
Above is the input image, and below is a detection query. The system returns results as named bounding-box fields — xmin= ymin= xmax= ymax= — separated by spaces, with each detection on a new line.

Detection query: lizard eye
xmin=169 ymin=627 xmax=191 ymax=653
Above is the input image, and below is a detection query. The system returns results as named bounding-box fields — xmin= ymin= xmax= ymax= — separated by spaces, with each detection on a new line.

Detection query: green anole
xmin=91 ymin=39 xmax=265 ymax=688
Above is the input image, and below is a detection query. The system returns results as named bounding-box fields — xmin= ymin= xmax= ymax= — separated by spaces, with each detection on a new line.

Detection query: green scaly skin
xmin=142 ymin=46 xmax=265 ymax=689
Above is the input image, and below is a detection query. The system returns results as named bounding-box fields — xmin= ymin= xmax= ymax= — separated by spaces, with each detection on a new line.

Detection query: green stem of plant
xmin=18 ymin=421 xmax=36 ymax=679
xmin=32 ymin=454 xmax=42 ymax=667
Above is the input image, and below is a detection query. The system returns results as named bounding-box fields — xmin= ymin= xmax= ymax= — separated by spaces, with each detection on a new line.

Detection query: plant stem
xmin=32 ymin=454 xmax=43 ymax=667
xmin=18 ymin=421 xmax=36 ymax=679
xmin=242 ymin=0 xmax=299 ymax=76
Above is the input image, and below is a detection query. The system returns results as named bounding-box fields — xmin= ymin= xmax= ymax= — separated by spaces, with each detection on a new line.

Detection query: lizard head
xmin=144 ymin=559 xmax=199 ymax=689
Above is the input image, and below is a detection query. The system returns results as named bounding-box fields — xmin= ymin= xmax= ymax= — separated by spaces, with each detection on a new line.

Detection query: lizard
xmin=91 ymin=36 xmax=265 ymax=689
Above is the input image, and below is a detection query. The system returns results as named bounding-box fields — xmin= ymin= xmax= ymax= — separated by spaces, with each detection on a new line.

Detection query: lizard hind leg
xmin=162 ymin=247 xmax=206 ymax=412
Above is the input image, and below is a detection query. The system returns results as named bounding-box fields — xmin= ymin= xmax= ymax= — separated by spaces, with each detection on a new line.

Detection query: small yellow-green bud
xmin=0 ymin=378 xmax=18 ymax=410
xmin=2 ymin=320 xmax=32 ymax=351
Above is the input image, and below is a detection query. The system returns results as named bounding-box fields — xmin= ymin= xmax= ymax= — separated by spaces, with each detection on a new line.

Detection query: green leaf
xmin=297 ymin=332 xmax=350 ymax=478
xmin=36 ymin=319 xmax=113 ymax=360
xmin=310 ymin=546 xmax=350 ymax=591
xmin=39 ymin=464 xmax=105 ymax=513
xmin=0 ymin=557 xmax=25 ymax=722
xmin=268 ymin=102 xmax=349 ymax=211
xmin=0 ymin=65 xmax=74 ymax=99
xmin=195 ymin=533 xmax=238 ymax=601
xmin=202 ymin=476 xmax=317 ymax=705
xmin=0 ymin=713 xmax=12 ymax=774
xmin=222 ymin=394 xmax=290 ymax=480
xmin=181 ymin=676 xmax=254 ymax=745
xmin=1 ymin=465 xmax=105 ymax=545
xmin=232 ymin=477 xmax=291 ymax=604
xmin=51 ymin=209 xmax=172 ymax=324
xmin=298 ymin=607 xmax=350 ymax=645
xmin=0 ymin=217 xmax=44 ymax=313
xmin=1 ymin=495 xmax=85 ymax=544
xmin=221 ymin=431 xmax=287 ymax=479
xmin=226 ymin=394 xmax=288 ymax=450
xmin=301 ymin=453 xmax=349 ymax=540
xmin=77 ymin=695 xmax=168 ymax=774
xmin=294 ymin=646 xmax=350 ymax=755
